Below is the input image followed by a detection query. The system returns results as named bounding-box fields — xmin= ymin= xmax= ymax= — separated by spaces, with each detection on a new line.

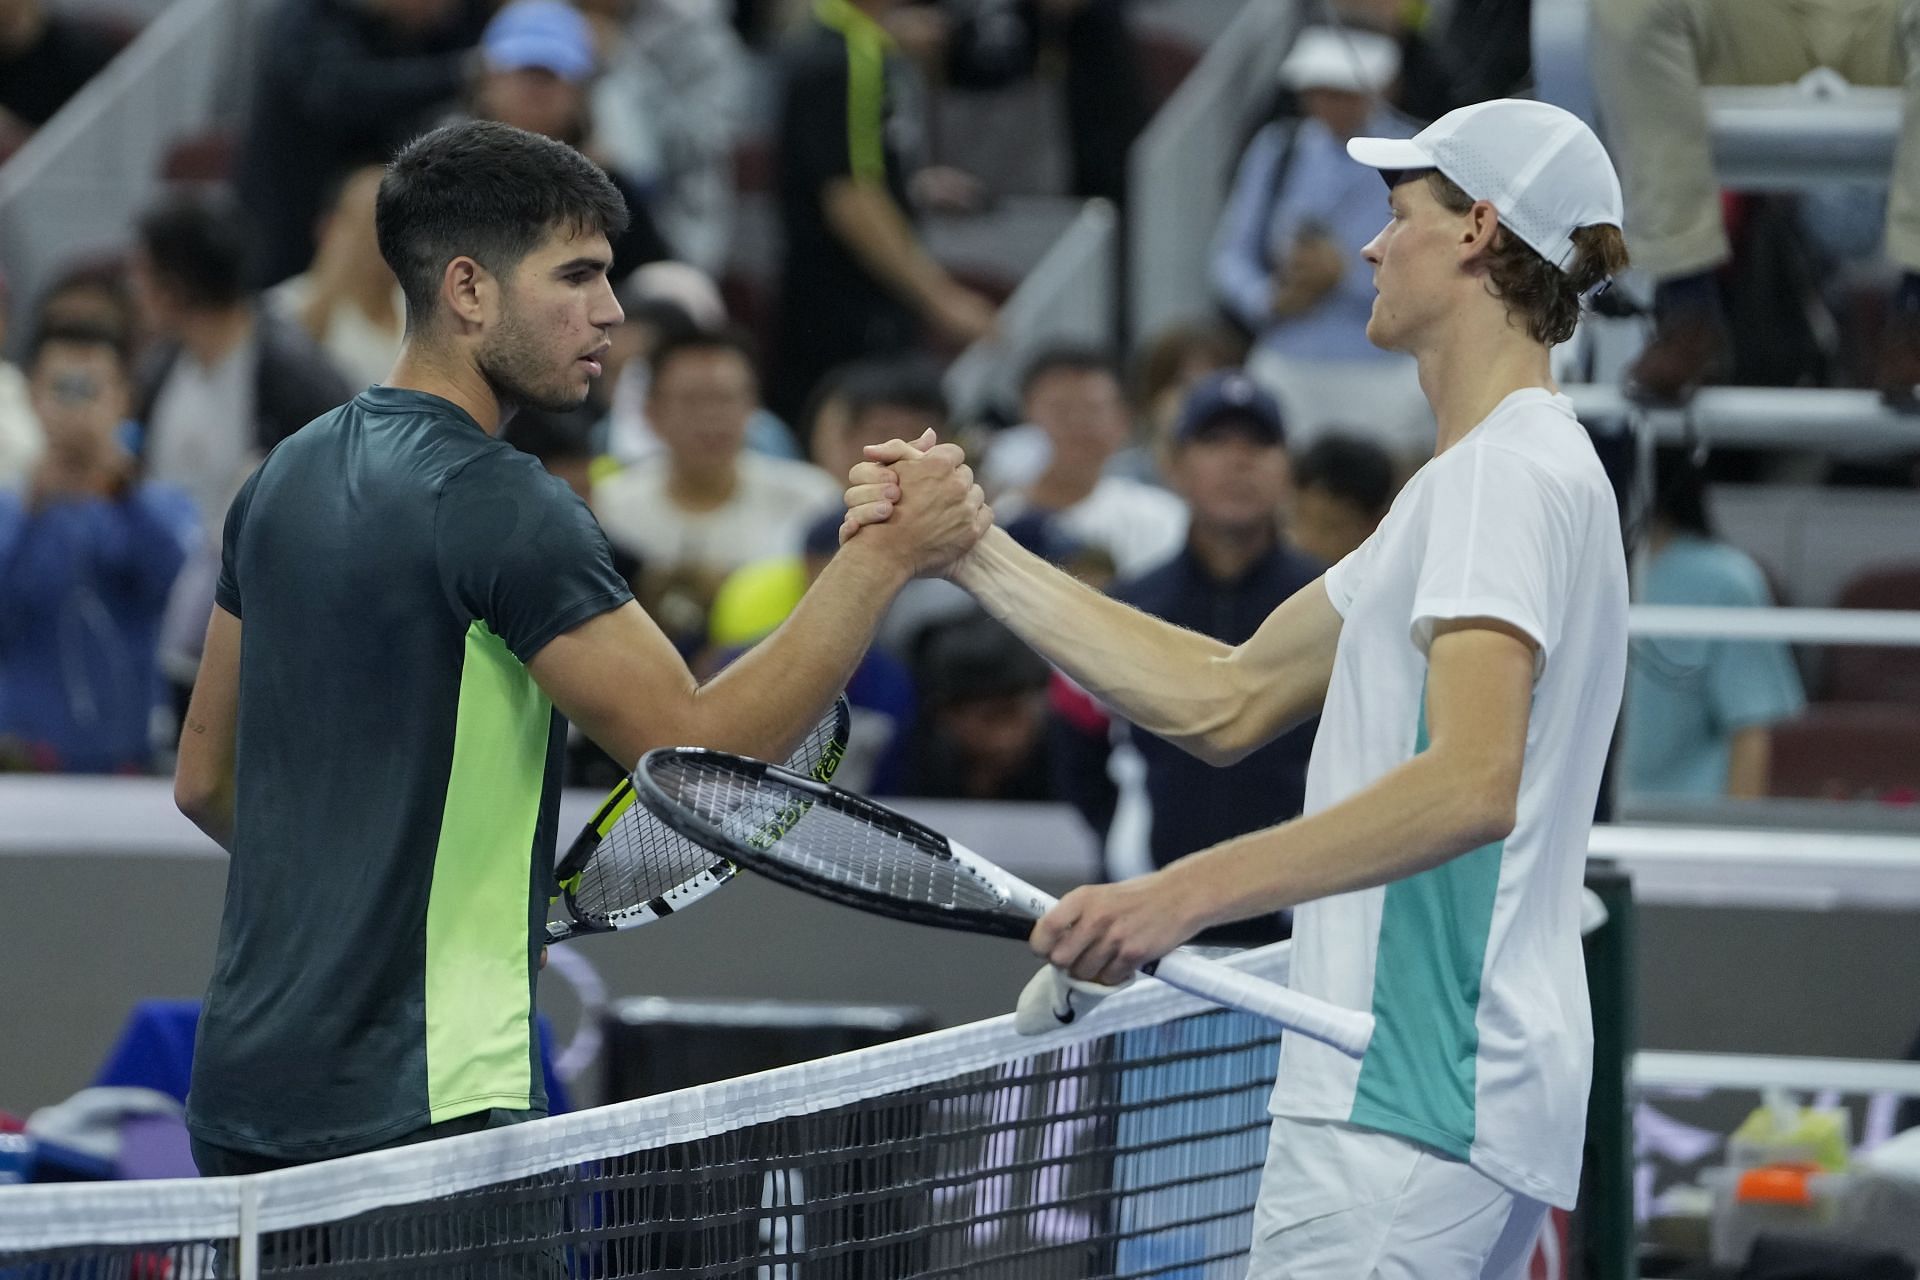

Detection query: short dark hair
xmin=26 ymin=320 xmax=130 ymax=375
xmin=134 ymin=190 xmax=254 ymax=310
xmin=1019 ymin=343 xmax=1122 ymax=401
xmin=835 ymin=358 xmax=949 ymax=426
xmin=647 ymin=326 xmax=759 ymax=385
xmin=1293 ymin=434 xmax=1396 ymax=518
xmin=377 ymin=120 xmax=629 ymax=331
xmin=1420 ymin=171 xmax=1631 ymax=346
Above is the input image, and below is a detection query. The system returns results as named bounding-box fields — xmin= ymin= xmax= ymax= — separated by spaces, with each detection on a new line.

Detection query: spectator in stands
xmin=0 ymin=323 xmax=198 ymax=773
xmin=929 ymin=0 xmax=1149 ymax=204
xmin=599 ymin=262 xmax=801 ymax=463
xmin=585 ymin=0 xmax=749 ymax=275
xmin=239 ymin=0 xmax=488 ymax=287
xmin=1593 ymin=0 xmax=1920 ymax=405
xmin=1124 ymin=320 xmax=1246 ymax=484
xmin=129 ymin=192 xmax=353 ymax=533
xmin=770 ymin=0 xmax=998 ymax=419
xmin=1621 ymin=448 xmax=1806 ymax=800
xmin=1054 ymin=373 xmax=1319 ymax=946
xmin=992 ymin=345 xmax=1187 ymax=579
xmin=33 ymin=260 xmax=139 ymax=353
xmin=901 ymin=607 xmax=1053 ymax=800
xmin=0 ymin=269 xmax=41 ymax=493
xmin=1211 ymin=27 xmax=1431 ymax=462
xmin=805 ymin=356 xmax=948 ymax=480
xmin=705 ymin=511 xmax=917 ymax=793
xmin=1335 ymin=0 xmax=1529 ymax=123
xmin=267 ymin=166 xmax=405 ymax=389
xmin=1288 ymin=432 xmax=1397 ymax=567
xmin=467 ymin=0 xmax=677 ymax=280
xmin=591 ymin=328 xmax=840 ymax=649
xmin=0 ymin=0 xmax=121 ymax=147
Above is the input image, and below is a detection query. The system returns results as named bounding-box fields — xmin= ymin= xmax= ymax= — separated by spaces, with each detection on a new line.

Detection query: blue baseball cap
xmin=1175 ymin=371 xmax=1285 ymax=445
xmin=483 ymin=0 xmax=596 ymax=82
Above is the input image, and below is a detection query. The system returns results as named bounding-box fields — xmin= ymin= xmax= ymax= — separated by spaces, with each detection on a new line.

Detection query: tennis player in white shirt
xmin=843 ymin=98 xmax=1633 ymax=1276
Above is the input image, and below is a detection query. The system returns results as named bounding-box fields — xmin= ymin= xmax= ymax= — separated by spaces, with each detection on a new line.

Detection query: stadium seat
xmin=1767 ymin=704 xmax=1920 ymax=801
xmin=1823 ymin=564 xmax=1920 ymax=705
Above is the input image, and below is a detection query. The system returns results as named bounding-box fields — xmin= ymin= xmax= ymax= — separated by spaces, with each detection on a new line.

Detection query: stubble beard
xmin=478 ymin=301 xmax=589 ymax=415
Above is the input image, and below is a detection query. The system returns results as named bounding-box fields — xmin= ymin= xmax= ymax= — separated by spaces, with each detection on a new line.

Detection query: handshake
xmin=835 ymin=429 xmax=994 ymax=580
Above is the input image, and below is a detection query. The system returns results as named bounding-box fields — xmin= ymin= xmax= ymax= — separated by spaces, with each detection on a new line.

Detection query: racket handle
xmin=1149 ymin=950 xmax=1375 ymax=1059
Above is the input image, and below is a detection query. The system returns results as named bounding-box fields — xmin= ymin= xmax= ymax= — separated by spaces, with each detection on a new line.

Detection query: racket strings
xmin=656 ymin=759 xmax=1013 ymax=916
xmin=569 ymin=705 xmax=848 ymax=923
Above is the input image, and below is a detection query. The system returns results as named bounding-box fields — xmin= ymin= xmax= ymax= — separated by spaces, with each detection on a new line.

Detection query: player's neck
xmin=1414 ymin=311 xmax=1555 ymax=455
xmin=387 ymin=340 xmax=505 ymax=434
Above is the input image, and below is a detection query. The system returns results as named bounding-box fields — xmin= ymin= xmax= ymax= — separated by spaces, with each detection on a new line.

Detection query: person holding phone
xmin=0 ymin=321 xmax=200 ymax=772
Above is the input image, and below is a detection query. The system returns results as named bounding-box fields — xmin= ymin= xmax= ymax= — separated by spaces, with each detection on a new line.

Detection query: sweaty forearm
xmin=951 ymin=527 xmax=1248 ymax=760
xmin=1165 ymin=750 xmax=1517 ymax=932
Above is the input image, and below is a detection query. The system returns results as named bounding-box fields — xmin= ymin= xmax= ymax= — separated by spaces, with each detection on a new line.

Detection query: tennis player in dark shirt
xmin=174 ymin=118 xmax=987 ymax=1173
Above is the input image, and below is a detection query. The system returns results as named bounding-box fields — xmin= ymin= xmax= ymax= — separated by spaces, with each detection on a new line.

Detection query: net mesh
xmin=563 ymin=700 xmax=849 ymax=931
xmin=0 ymin=948 xmax=1289 ymax=1280
xmin=645 ymin=753 xmax=1016 ymax=919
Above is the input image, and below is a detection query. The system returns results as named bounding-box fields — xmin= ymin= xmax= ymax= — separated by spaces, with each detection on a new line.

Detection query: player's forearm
xmin=1158 ymin=749 xmax=1518 ymax=933
xmin=174 ymin=770 xmax=235 ymax=853
xmin=693 ymin=539 xmax=910 ymax=761
xmin=951 ymin=527 xmax=1253 ymax=761
xmin=1724 ymin=725 xmax=1771 ymax=798
xmin=822 ymin=181 xmax=954 ymax=314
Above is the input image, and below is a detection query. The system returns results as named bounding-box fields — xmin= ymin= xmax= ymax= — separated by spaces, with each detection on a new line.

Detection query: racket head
xmin=632 ymin=747 xmax=1037 ymax=941
xmin=547 ymin=696 xmax=852 ymax=942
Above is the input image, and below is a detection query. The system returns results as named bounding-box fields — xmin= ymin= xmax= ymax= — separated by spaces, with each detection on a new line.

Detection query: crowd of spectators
xmin=5 ymin=0 xmax=1919 ymax=867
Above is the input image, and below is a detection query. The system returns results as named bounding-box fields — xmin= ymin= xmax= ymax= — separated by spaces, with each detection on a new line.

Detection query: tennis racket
xmin=545 ymin=697 xmax=851 ymax=943
xmin=631 ymin=749 xmax=1376 ymax=1058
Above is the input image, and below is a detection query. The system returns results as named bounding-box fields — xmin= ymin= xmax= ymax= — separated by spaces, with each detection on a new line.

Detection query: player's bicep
xmin=1423 ymin=618 xmax=1537 ymax=825
xmin=526 ymin=600 xmax=700 ymax=772
xmin=175 ymin=606 xmax=241 ymax=817
xmin=1222 ymin=576 xmax=1344 ymax=745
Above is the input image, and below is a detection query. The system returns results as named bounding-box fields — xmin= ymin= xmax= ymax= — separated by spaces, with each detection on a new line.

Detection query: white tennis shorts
xmin=1244 ymin=1117 xmax=1549 ymax=1280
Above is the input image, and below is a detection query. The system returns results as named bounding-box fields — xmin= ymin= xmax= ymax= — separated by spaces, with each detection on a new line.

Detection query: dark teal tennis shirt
xmin=187 ymin=387 xmax=632 ymax=1160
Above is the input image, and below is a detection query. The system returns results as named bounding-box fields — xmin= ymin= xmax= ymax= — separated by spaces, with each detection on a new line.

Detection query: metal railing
xmin=943 ymin=198 xmax=1118 ymax=422
xmin=0 ymin=0 xmax=250 ymax=350
xmin=1127 ymin=0 xmax=1300 ymax=344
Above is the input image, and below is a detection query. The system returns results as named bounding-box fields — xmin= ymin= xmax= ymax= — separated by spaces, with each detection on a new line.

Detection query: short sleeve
xmin=1322 ymin=527 xmax=1382 ymax=618
xmin=435 ymin=449 xmax=635 ymax=663
xmin=1409 ymin=446 xmax=1571 ymax=675
xmin=214 ymin=465 xmax=265 ymax=618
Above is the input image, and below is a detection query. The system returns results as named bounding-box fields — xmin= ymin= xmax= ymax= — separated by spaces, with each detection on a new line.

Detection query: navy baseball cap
xmin=1175 ymin=371 xmax=1285 ymax=445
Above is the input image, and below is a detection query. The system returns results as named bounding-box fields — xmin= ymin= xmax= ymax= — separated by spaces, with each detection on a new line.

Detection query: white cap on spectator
xmin=1346 ymin=98 xmax=1624 ymax=271
xmin=618 ymin=261 xmax=727 ymax=329
xmin=1278 ymin=27 xmax=1400 ymax=95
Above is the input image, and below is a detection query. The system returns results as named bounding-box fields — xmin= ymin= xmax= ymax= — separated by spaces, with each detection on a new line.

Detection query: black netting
xmin=242 ymin=1011 xmax=1278 ymax=1279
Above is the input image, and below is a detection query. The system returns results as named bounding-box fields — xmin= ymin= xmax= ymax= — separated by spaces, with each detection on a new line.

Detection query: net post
xmin=237 ymin=1178 xmax=260 ymax=1280
xmin=1581 ymin=861 xmax=1637 ymax=1280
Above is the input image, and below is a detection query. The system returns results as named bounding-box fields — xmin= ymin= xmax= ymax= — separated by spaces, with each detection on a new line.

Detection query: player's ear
xmin=441 ymin=255 xmax=495 ymax=331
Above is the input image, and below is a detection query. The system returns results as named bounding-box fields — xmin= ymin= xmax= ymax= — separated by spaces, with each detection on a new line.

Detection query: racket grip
xmin=1149 ymin=950 xmax=1375 ymax=1059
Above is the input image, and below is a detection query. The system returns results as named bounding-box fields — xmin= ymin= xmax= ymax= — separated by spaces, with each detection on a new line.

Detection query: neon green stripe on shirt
xmin=424 ymin=620 xmax=548 ymax=1122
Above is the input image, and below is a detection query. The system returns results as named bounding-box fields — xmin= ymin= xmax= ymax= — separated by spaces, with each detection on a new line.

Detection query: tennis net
xmin=0 ymin=945 xmax=1292 ymax=1279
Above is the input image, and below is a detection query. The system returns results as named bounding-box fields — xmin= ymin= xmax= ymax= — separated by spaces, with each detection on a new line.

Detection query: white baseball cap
xmin=1346 ymin=98 xmax=1624 ymax=272
xmin=1277 ymin=27 xmax=1400 ymax=96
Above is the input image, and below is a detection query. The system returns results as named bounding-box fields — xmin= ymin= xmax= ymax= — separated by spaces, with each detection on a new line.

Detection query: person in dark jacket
xmin=1058 ymin=371 xmax=1322 ymax=945
xmin=237 ymin=0 xmax=490 ymax=287
xmin=129 ymin=191 xmax=354 ymax=534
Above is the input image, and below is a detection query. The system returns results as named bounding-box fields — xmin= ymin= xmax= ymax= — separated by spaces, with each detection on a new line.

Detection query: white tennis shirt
xmin=1270 ymin=387 xmax=1628 ymax=1209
